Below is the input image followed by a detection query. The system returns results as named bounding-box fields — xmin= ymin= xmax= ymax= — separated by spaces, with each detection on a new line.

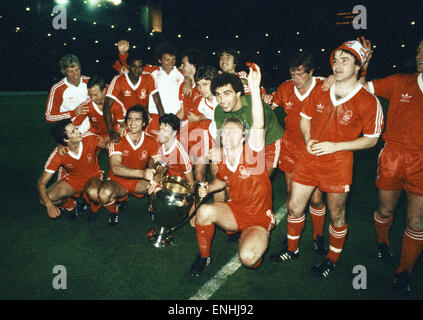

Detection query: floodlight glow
xmin=88 ymin=0 xmax=99 ymax=7
xmin=56 ymin=0 xmax=69 ymax=5
xmin=109 ymin=0 xmax=122 ymax=5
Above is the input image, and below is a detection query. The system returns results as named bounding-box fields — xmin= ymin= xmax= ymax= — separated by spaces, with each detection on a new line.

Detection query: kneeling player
xmin=99 ymin=105 xmax=159 ymax=226
xmin=37 ymin=119 xmax=107 ymax=221
xmin=190 ymin=64 xmax=275 ymax=275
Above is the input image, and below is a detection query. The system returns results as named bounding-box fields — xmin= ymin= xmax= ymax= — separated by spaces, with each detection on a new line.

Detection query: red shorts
xmin=227 ymin=201 xmax=275 ymax=232
xmin=63 ymin=170 xmax=104 ymax=193
xmin=265 ymin=138 xmax=282 ymax=169
xmin=108 ymin=176 xmax=145 ymax=198
xmin=278 ymin=138 xmax=303 ymax=173
xmin=292 ymin=151 xmax=352 ymax=193
xmin=376 ymin=143 xmax=423 ymax=196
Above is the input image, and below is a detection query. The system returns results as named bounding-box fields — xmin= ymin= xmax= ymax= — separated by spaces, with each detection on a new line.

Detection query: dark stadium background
xmin=1 ymin=0 xmax=423 ymax=304
xmin=1 ymin=0 xmax=422 ymax=92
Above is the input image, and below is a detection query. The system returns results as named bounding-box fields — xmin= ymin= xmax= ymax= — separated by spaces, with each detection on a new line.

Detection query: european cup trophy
xmin=146 ymin=161 xmax=205 ymax=247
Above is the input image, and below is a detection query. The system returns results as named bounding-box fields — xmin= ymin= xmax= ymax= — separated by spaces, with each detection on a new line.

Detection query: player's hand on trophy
xmin=197 ymin=182 xmax=208 ymax=199
xmin=143 ymin=168 xmax=156 ymax=181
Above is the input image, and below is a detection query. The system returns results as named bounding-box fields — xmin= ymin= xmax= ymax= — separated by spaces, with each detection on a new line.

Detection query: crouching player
xmin=37 ymin=119 xmax=108 ymax=221
xmin=99 ymin=105 xmax=159 ymax=227
xmin=189 ymin=64 xmax=275 ymax=275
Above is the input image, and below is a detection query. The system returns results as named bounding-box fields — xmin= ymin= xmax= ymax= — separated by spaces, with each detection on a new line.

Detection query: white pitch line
xmin=189 ymin=203 xmax=287 ymax=300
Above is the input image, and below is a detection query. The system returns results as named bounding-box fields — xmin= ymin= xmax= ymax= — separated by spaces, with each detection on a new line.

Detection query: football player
xmin=363 ymin=38 xmax=423 ymax=295
xmin=276 ymin=40 xmax=383 ymax=278
xmin=99 ymin=105 xmax=159 ymax=226
xmin=189 ymin=63 xmax=275 ymax=275
xmin=37 ymin=119 xmax=107 ymax=221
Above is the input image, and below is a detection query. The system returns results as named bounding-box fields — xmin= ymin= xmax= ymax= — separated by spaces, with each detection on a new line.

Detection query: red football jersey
xmin=301 ymin=82 xmax=384 ymax=143
xmin=106 ymin=73 xmax=157 ymax=110
xmin=369 ymin=73 xmax=423 ymax=150
xmin=272 ymin=77 xmax=324 ymax=145
xmin=44 ymin=133 xmax=101 ymax=178
xmin=158 ymin=139 xmax=192 ymax=178
xmin=73 ymin=100 xmax=124 ymax=137
xmin=108 ymin=132 xmax=159 ymax=180
xmin=217 ymin=142 xmax=272 ymax=216
xmin=179 ymin=85 xmax=202 ymax=119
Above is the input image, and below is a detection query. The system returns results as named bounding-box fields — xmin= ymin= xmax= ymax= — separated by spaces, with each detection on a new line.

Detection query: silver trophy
xmin=146 ymin=161 xmax=206 ymax=247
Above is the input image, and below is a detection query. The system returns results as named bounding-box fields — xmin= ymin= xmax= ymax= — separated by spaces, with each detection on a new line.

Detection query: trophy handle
xmin=168 ymin=181 xmax=207 ymax=233
xmin=153 ymin=160 xmax=168 ymax=182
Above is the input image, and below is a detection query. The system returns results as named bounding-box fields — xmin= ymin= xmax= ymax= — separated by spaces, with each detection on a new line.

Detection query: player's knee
xmin=85 ymin=187 xmax=99 ymax=203
xmin=195 ymin=204 xmax=215 ymax=225
xmin=310 ymin=194 xmax=324 ymax=208
xmin=328 ymin=207 xmax=345 ymax=224
xmin=376 ymin=208 xmax=393 ymax=219
xmin=98 ymin=184 xmax=115 ymax=204
xmin=239 ymin=248 xmax=259 ymax=268
xmin=407 ymin=215 xmax=423 ymax=231
xmin=287 ymin=200 xmax=304 ymax=218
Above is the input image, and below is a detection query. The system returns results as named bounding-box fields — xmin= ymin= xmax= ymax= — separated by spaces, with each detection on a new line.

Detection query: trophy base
xmin=146 ymin=226 xmax=175 ymax=247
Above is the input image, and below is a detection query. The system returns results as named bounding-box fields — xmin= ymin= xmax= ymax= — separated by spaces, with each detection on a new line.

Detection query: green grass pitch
xmin=0 ymin=95 xmax=421 ymax=301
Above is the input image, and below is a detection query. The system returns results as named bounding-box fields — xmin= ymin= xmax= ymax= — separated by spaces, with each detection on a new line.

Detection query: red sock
xmin=373 ymin=211 xmax=393 ymax=245
xmin=287 ymin=214 xmax=305 ymax=252
xmin=326 ymin=223 xmax=348 ymax=264
xmin=117 ymin=195 xmax=129 ymax=203
xmin=60 ymin=198 xmax=76 ymax=211
xmin=90 ymin=201 xmax=101 ymax=213
xmin=103 ymin=200 xmax=118 ymax=214
xmin=250 ymin=257 xmax=263 ymax=269
xmin=195 ymin=222 xmax=215 ymax=258
xmin=83 ymin=192 xmax=101 ymax=213
xmin=309 ymin=204 xmax=326 ymax=240
xmin=396 ymin=227 xmax=423 ymax=274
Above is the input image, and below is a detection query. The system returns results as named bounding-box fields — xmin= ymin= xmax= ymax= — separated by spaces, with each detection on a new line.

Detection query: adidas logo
xmin=400 ymin=93 xmax=412 ymax=103
xmin=316 ymin=104 xmax=325 ymax=112
xmin=124 ymin=90 xmax=131 ymax=96
xmin=285 ymin=102 xmax=293 ymax=109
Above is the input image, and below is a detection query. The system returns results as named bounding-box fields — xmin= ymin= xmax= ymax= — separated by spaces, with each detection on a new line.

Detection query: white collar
xmin=68 ymin=141 xmax=83 ymax=160
xmin=294 ymin=77 xmax=316 ymax=102
xmin=125 ymin=73 xmax=141 ymax=91
xmin=162 ymin=138 xmax=178 ymax=155
xmin=224 ymin=146 xmax=243 ymax=173
xmin=92 ymin=101 xmax=102 ymax=115
xmin=126 ymin=132 xmax=145 ymax=150
xmin=330 ymin=82 xmax=363 ymax=106
xmin=64 ymin=77 xmax=82 ymax=88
